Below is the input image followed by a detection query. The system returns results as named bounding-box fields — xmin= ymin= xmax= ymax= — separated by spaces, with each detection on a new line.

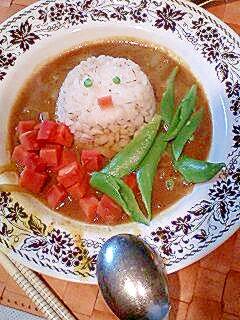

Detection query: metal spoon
xmin=97 ymin=234 xmax=170 ymax=320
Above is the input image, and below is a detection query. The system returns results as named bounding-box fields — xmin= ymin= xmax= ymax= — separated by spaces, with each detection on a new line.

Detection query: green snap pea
xmin=160 ymin=67 xmax=178 ymax=126
xmin=90 ymin=172 xmax=149 ymax=225
xmin=90 ymin=171 xmax=123 ymax=205
xmin=172 ymin=108 xmax=204 ymax=161
xmin=164 ymin=85 xmax=197 ymax=141
xmin=116 ymin=178 xmax=149 ymax=225
xmin=101 ymin=114 xmax=162 ymax=178
xmin=173 ymin=155 xmax=225 ymax=183
xmin=137 ymin=133 xmax=167 ymax=219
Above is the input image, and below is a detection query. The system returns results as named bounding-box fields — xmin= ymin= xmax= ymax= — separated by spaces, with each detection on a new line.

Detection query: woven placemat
xmin=0 ymin=1 xmax=239 ymax=319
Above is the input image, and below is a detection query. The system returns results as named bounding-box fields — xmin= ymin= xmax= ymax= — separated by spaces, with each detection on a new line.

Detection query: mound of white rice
xmin=56 ymin=55 xmax=156 ymax=153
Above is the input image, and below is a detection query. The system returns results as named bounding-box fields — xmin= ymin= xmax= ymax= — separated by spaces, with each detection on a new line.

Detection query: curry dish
xmin=8 ymin=39 xmax=212 ymax=225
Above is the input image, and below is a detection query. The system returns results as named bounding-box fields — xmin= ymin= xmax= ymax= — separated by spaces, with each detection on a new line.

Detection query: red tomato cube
xmin=12 ymin=145 xmax=46 ymax=172
xmin=51 ymin=123 xmax=73 ymax=147
xmin=19 ymin=130 xmax=40 ymax=151
xmin=57 ymin=161 xmax=85 ymax=188
xmin=123 ymin=173 xmax=138 ymax=192
xmin=19 ymin=168 xmax=47 ymax=193
xmin=52 ymin=150 xmax=78 ymax=172
xmin=67 ymin=175 xmax=89 ymax=200
xmin=23 ymin=153 xmax=46 ymax=172
xmin=37 ymin=120 xmax=58 ymax=141
xmin=27 ymin=156 xmax=46 ymax=172
xmin=97 ymin=95 xmax=113 ymax=109
xmin=61 ymin=149 xmax=78 ymax=163
xmin=34 ymin=123 xmax=41 ymax=131
xmin=79 ymin=196 xmax=99 ymax=222
xmin=96 ymin=195 xmax=123 ymax=224
xmin=12 ymin=145 xmax=34 ymax=166
xmin=40 ymin=145 xmax=62 ymax=167
xmin=46 ymin=184 xmax=68 ymax=209
xmin=17 ymin=120 xmax=37 ymax=135
xmin=81 ymin=149 xmax=105 ymax=172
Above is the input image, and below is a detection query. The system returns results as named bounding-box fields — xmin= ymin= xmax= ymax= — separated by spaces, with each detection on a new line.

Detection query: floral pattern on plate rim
xmin=0 ymin=0 xmax=239 ymax=281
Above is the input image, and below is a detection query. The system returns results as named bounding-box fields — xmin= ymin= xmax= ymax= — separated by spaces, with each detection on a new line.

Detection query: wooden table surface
xmin=0 ymin=1 xmax=240 ymax=319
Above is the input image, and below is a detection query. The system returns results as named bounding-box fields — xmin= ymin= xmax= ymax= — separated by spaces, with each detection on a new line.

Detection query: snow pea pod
xmin=101 ymin=114 xmax=162 ymax=178
xmin=116 ymin=178 xmax=149 ymax=225
xmin=164 ymin=85 xmax=197 ymax=141
xmin=172 ymin=108 xmax=204 ymax=161
xmin=90 ymin=172 xmax=149 ymax=225
xmin=90 ymin=172 xmax=123 ymax=205
xmin=173 ymin=155 xmax=225 ymax=183
xmin=160 ymin=67 xmax=178 ymax=126
xmin=137 ymin=133 xmax=168 ymax=219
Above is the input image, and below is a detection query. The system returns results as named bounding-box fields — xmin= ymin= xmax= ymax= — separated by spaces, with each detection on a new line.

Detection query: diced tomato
xmin=67 ymin=175 xmax=89 ymax=200
xmin=19 ymin=167 xmax=47 ymax=193
xmin=12 ymin=145 xmax=34 ymax=166
xmin=97 ymin=95 xmax=113 ymax=109
xmin=96 ymin=195 xmax=123 ymax=224
xmin=123 ymin=172 xmax=138 ymax=192
xmin=61 ymin=149 xmax=78 ymax=164
xmin=37 ymin=120 xmax=58 ymax=141
xmin=27 ymin=156 xmax=46 ymax=172
xmin=81 ymin=149 xmax=105 ymax=172
xmin=46 ymin=184 xmax=68 ymax=209
xmin=19 ymin=130 xmax=40 ymax=151
xmin=40 ymin=145 xmax=62 ymax=167
xmin=57 ymin=161 xmax=86 ymax=188
xmin=51 ymin=123 xmax=73 ymax=147
xmin=79 ymin=195 xmax=99 ymax=222
xmin=12 ymin=145 xmax=46 ymax=171
xmin=23 ymin=153 xmax=46 ymax=172
xmin=34 ymin=123 xmax=41 ymax=131
xmin=52 ymin=149 xmax=78 ymax=172
xmin=17 ymin=120 xmax=37 ymax=135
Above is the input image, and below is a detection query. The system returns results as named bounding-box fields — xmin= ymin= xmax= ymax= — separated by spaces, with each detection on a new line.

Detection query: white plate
xmin=0 ymin=0 xmax=239 ymax=283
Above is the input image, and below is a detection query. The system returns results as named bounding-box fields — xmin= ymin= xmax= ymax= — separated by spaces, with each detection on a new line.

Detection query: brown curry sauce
xmin=8 ymin=39 xmax=212 ymax=224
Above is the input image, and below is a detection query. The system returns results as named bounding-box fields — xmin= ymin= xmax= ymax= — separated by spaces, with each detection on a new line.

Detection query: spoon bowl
xmin=97 ymin=234 xmax=170 ymax=320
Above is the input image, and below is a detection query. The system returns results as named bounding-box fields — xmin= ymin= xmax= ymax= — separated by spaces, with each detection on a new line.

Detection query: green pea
xmin=84 ymin=77 xmax=93 ymax=88
xmin=166 ymin=178 xmax=175 ymax=191
xmin=112 ymin=76 xmax=121 ymax=84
